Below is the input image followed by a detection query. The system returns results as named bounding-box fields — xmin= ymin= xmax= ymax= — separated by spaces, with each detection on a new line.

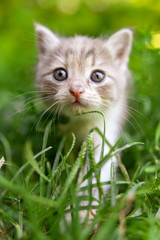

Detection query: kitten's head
xmin=35 ymin=24 xmax=132 ymax=116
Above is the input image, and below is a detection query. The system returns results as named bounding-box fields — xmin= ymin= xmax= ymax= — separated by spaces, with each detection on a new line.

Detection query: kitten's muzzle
xmin=69 ymin=86 xmax=84 ymax=99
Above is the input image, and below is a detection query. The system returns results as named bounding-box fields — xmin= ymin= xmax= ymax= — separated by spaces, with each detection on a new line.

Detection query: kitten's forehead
xmin=50 ymin=36 xmax=112 ymax=69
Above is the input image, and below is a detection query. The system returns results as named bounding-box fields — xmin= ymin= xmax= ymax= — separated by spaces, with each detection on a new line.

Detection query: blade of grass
xmin=51 ymin=133 xmax=76 ymax=197
xmin=52 ymin=136 xmax=66 ymax=172
xmin=40 ymin=120 xmax=52 ymax=196
xmin=0 ymin=208 xmax=23 ymax=239
xmin=117 ymin=155 xmax=130 ymax=182
xmin=65 ymin=163 xmax=81 ymax=240
xmin=0 ymin=175 xmax=58 ymax=208
xmin=87 ymin=132 xmax=104 ymax=203
xmin=15 ymin=146 xmax=52 ymax=183
xmin=99 ymin=142 xmax=144 ymax=170
xmin=47 ymin=136 xmax=66 ymax=198
xmin=0 ymin=208 xmax=17 ymax=226
xmin=93 ymin=214 xmax=118 ymax=240
xmin=155 ymin=121 xmax=160 ymax=148
xmin=59 ymin=141 xmax=87 ymax=204
xmin=1 ymin=146 xmax=52 ymax=198
xmin=75 ymin=110 xmax=106 ymax=160
xmin=111 ymin=159 xmax=117 ymax=206
xmin=18 ymin=200 xmax=23 ymax=238
xmin=0 ymin=133 xmax=12 ymax=162
xmin=87 ymin=132 xmax=96 ymax=213
xmin=82 ymin=142 xmax=144 ymax=182
xmin=24 ymin=142 xmax=50 ymax=182
xmin=78 ymin=181 xmax=130 ymax=192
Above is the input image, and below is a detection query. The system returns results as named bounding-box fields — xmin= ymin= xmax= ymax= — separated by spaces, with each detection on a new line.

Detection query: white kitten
xmin=35 ymin=24 xmax=132 ymax=220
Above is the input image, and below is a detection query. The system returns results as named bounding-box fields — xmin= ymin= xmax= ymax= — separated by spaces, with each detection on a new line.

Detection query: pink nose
xmin=69 ymin=87 xmax=84 ymax=98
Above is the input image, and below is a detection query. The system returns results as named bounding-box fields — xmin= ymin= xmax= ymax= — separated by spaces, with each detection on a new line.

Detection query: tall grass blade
xmin=40 ymin=120 xmax=52 ymax=196
xmin=0 ymin=175 xmax=58 ymax=208
xmin=59 ymin=141 xmax=87 ymax=203
xmin=51 ymin=133 xmax=76 ymax=195
xmin=111 ymin=159 xmax=116 ymax=206
xmin=82 ymin=142 xmax=144 ymax=182
xmin=92 ymin=214 xmax=118 ymax=240
xmin=117 ymin=155 xmax=130 ymax=182
xmin=76 ymin=110 xmax=106 ymax=160
xmin=24 ymin=141 xmax=50 ymax=182
xmin=0 ymin=133 xmax=12 ymax=162
xmin=47 ymin=136 xmax=66 ymax=198
xmin=155 ymin=121 xmax=160 ymax=148
xmin=87 ymin=132 xmax=104 ymax=202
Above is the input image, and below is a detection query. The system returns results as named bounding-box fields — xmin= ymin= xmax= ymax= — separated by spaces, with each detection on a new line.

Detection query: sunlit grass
xmin=1 ymin=104 xmax=160 ymax=239
xmin=0 ymin=119 xmax=147 ymax=240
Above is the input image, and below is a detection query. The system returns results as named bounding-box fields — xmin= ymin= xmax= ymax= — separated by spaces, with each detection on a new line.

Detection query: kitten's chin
xmin=70 ymin=103 xmax=87 ymax=114
xmin=63 ymin=101 xmax=88 ymax=115
xmin=70 ymin=98 xmax=86 ymax=108
xmin=72 ymin=100 xmax=85 ymax=107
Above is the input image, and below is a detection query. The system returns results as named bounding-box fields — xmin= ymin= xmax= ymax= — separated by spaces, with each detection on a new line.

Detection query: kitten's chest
xmin=59 ymin=115 xmax=97 ymax=141
xmin=59 ymin=111 xmax=120 ymax=145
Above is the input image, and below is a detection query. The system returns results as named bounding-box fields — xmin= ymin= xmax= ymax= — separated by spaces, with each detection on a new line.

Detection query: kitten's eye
xmin=91 ymin=71 xmax=105 ymax=83
xmin=53 ymin=69 xmax=67 ymax=81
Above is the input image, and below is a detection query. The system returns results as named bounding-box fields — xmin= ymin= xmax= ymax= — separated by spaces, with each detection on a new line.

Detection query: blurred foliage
xmin=0 ymin=0 xmax=160 ymax=173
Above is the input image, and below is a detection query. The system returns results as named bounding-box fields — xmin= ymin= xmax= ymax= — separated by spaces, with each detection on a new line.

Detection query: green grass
xmin=0 ymin=109 xmax=160 ymax=239
xmin=0 ymin=122 xmax=144 ymax=240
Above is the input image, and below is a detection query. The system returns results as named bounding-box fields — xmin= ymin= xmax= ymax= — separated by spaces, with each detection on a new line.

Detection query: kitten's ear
xmin=35 ymin=23 xmax=59 ymax=55
xmin=106 ymin=29 xmax=133 ymax=65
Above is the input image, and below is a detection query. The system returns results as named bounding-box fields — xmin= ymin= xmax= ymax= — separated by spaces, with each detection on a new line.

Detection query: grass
xmin=0 ymin=121 xmax=144 ymax=240
xmin=0 ymin=25 xmax=160 ymax=239
xmin=0 ymin=114 xmax=160 ymax=240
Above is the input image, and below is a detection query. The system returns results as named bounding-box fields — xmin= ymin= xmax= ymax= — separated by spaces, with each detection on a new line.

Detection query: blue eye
xmin=53 ymin=69 xmax=67 ymax=81
xmin=91 ymin=71 xmax=105 ymax=83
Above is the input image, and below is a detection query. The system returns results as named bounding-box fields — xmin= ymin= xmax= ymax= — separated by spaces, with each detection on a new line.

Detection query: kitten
xmin=35 ymin=24 xmax=132 ymax=220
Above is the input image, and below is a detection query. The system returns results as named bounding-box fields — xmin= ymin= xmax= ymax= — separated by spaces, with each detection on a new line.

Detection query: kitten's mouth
xmin=73 ymin=99 xmax=80 ymax=104
xmin=72 ymin=99 xmax=85 ymax=107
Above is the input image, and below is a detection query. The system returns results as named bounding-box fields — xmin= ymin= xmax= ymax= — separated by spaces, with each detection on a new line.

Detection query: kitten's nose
xmin=69 ymin=87 xmax=84 ymax=98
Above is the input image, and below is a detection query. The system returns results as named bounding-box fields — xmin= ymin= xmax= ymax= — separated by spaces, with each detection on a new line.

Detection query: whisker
xmin=36 ymin=100 xmax=61 ymax=130
xmin=126 ymin=105 xmax=151 ymax=123
xmin=126 ymin=96 xmax=144 ymax=104
xmin=122 ymin=106 xmax=144 ymax=136
xmin=13 ymin=95 xmax=55 ymax=116
xmin=57 ymin=104 xmax=65 ymax=121
xmin=9 ymin=90 xmax=54 ymax=100
xmin=120 ymin=113 xmax=142 ymax=137
xmin=100 ymin=100 xmax=144 ymax=136
xmin=23 ymin=94 xmax=53 ymax=104
xmin=38 ymin=108 xmax=55 ymax=130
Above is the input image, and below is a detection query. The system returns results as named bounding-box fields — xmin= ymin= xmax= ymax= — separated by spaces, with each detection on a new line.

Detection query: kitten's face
xmin=35 ymin=24 xmax=132 ymax=116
